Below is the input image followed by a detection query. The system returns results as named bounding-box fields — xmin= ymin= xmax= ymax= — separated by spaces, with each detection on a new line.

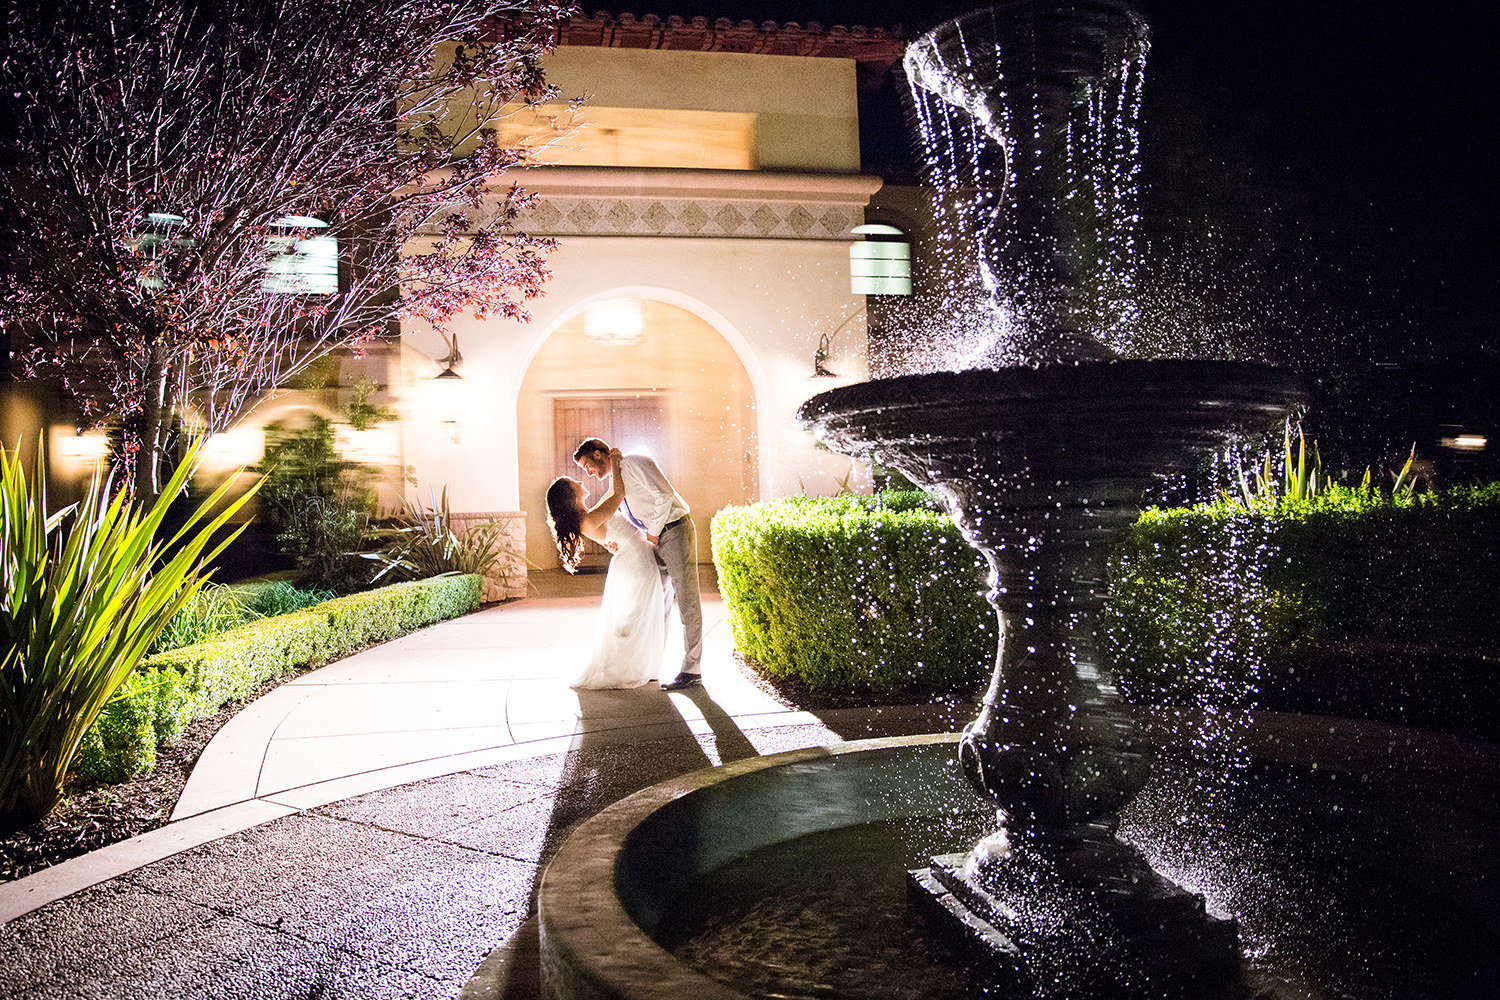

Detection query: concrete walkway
xmin=0 ymin=571 xmax=963 ymax=999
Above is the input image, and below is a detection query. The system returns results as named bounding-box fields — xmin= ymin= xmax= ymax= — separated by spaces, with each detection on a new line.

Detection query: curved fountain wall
xmin=537 ymin=737 xmax=976 ymax=1000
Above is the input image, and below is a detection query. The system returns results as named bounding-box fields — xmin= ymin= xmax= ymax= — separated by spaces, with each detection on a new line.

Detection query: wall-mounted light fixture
xmin=813 ymin=331 xmax=838 ymax=378
xmin=263 ymin=215 xmax=339 ymax=295
xmin=136 ymin=212 xmax=190 ymax=290
xmin=849 ymin=223 xmax=912 ymax=296
xmin=812 ymin=307 xmax=864 ymax=379
xmin=434 ymin=333 xmax=463 ymax=379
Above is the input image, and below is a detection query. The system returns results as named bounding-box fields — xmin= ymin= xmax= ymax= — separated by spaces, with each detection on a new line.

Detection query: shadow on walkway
xmin=462 ymin=681 xmax=757 ymax=999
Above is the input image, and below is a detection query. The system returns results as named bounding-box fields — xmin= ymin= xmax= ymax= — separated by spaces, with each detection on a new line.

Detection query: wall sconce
xmin=813 ymin=331 xmax=838 ymax=378
xmin=263 ymin=215 xmax=338 ymax=295
xmin=812 ymin=307 xmax=863 ymax=379
xmin=849 ymin=223 xmax=912 ymax=296
xmin=434 ymin=333 xmax=463 ymax=379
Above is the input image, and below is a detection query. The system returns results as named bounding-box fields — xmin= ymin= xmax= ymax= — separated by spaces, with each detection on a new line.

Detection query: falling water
xmin=898 ymin=6 xmax=1150 ymax=370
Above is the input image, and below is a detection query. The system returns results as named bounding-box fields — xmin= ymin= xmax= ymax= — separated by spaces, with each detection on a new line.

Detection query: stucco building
xmin=0 ymin=10 xmax=917 ymax=593
xmin=396 ymin=12 xmax=909 ymax=577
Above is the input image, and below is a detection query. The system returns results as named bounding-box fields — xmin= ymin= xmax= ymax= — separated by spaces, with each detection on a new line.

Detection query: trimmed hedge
xmin=74 ymin=573 xmax=484 ymax=782
xmin=711 ymin=493 xmax=994 ymax=693
xmin=715 ymin=487 xmax=1500 ymax=735
xmin=1105 ymin=484 xmax=1500 ymax=730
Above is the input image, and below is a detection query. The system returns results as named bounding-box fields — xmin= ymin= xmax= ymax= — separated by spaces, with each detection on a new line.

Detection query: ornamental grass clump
xmin=365 ymin=487 xmax=501 ymax=583
xmin=0 ymin=441 xmax=255 ymax=832
xmin=148 ymin=582 xmax=253 ymax=655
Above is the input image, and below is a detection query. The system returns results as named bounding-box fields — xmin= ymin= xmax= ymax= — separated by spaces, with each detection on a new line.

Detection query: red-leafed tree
xmin=0 ymin=0 xmax=572 ymax=498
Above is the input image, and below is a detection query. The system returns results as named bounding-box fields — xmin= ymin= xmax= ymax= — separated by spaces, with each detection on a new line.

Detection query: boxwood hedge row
xmin=1105 ymin=485 xmax=1500 ymax=733
xmin=75 ymin=573 xmax=484 ymax=782
xmin=711 ymin=492 xmax=994 ymax=693
xmin=713 ymin=487 xmax=1500 ymax=733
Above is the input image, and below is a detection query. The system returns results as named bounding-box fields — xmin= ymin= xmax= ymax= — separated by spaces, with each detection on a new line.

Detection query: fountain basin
xmin=797 ymin=361 xmax=1306 ymax=539
xmin=536 ymin=728 xmax=1500 ymax=999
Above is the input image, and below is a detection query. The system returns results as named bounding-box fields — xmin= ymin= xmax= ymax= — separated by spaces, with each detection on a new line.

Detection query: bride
xmin=545 ymin=448 xmax=666 ymax=688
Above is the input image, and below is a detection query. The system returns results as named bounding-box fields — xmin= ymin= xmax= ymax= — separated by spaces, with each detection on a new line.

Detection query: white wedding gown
xmin=570 ymin=513 xmax=667 ymax=689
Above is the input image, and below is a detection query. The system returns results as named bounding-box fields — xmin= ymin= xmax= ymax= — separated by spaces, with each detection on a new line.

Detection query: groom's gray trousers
xmin=655 ymin=517 xmax=704 ymax=674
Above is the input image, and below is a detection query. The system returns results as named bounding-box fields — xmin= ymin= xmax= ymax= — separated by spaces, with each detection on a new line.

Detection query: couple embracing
xmin=544 ymin=438 xmax=703 ymax=691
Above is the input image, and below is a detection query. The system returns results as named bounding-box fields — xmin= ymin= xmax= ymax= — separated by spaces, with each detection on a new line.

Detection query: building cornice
xmin=501 ymin=166 xmax=883 ymax=205
xmin=517 ymin=10 xmax=909 ymax=87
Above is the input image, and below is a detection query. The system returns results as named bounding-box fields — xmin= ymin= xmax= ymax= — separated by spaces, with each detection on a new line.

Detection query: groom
xmin=573 ymin=438 xmax=703 ymax=690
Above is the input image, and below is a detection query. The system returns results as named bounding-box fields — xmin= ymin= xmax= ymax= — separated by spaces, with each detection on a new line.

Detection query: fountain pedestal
xmin=801 ymin=2 xmax=1310 ymax=990
xmin=913 ymin=837 xmax=1240 ymax=994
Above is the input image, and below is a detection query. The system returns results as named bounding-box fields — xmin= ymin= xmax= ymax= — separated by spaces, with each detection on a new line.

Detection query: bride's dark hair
xmin=545 ymin=477 xmax=586 ymax=573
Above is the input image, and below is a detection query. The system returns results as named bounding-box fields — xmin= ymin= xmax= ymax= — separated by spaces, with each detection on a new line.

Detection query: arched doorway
xmin=517 ymin=297 xmax=758 ymax=569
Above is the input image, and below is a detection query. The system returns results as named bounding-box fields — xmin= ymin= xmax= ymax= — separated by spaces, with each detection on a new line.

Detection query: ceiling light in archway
xmin=584 ymin=298 xmax=645 ymax=346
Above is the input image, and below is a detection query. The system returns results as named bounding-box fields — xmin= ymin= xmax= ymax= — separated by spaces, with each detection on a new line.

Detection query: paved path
xmin=0 ymin=573 xmax=963 ymax=999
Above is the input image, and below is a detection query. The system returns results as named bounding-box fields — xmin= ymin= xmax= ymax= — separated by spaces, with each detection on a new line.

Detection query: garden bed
xmin=77 ymin=574 xmax=484 ymax=782
xmin=0 ymin=669 xmax=299 ymax=882
xmin=1 ymin=574 xmax=485 ymax=880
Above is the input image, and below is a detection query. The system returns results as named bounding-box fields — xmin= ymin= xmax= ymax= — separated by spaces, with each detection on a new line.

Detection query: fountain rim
xmin=796 ymin=359 xmax=1310 ymax=429
xmin=535 ymin=734 xmax=962 ymax=1000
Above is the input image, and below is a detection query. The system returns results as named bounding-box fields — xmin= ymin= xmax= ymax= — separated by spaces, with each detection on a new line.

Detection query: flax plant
xmin=365 ymin=487 xmax=500 ymax=583
xmin=0 ymin=441 xmax=255 ymax=831
xmin=1233 ymin=422 xmax=1324 ymax=507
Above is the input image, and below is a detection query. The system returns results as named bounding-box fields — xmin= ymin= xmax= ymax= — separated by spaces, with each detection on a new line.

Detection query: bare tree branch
xmin=0 ymin=0 xmax=572 ymax=497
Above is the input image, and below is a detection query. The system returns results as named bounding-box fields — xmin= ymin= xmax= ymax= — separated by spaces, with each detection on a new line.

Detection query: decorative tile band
xmin=516 ymin=197 xmax=861 ymax=240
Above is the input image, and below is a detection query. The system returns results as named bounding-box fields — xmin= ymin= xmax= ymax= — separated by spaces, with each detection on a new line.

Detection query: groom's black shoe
xmin=662 ymin=672 xmax=702 ymax=691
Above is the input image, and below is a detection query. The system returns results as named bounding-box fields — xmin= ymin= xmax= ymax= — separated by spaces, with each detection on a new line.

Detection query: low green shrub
xmin=73 ymin=574 xmax=483 ymax=783
xmin=1104 ymin=482 xmax=1500 ymax=710
xmin=715 ymin=485 xmax=1500 ymax=727
xmin=1102 ymin=504 xmax=1311 ymax=708
xmin=711 ymin=493 xmax=993 ymax=693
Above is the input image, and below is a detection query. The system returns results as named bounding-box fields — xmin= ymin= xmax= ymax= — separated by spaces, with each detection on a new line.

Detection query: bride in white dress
xmin=545 ymin=449 xmax=666 ymax=688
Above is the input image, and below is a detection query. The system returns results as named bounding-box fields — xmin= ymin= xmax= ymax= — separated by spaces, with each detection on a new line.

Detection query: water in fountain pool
xmin=657 ymin=749 xmax=1499 ymax=1000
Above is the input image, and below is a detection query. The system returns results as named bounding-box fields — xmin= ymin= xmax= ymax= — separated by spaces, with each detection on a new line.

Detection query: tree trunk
xmin=129 ymin=340 xmax=174 ymax=504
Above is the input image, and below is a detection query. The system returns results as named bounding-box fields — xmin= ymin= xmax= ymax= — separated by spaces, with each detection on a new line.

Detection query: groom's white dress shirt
xmin=618 ymin=453 xmax=690 ymax=539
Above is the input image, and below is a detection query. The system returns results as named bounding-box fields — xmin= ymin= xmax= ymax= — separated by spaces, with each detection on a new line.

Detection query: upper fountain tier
xmin=905 ymin=1 xmax=1151 ymax=364
xmin=905 ymin=0 xmax=1150 ymax=146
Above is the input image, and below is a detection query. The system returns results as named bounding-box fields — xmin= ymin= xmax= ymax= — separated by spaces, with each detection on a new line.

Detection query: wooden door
xmin=553 ymin=396 xmax=666 ymax=569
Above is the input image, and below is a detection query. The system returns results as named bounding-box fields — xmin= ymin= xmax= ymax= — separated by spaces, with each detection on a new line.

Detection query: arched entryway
xmin=517 ymin=296 xmax=758 ymax=570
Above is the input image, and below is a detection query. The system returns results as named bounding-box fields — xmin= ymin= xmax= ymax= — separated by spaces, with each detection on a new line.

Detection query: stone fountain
xmin=797 ymin=1 xmax=1307 ymax=993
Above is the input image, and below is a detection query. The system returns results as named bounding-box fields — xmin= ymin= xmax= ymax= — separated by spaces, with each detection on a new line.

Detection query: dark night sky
xmin=651 ymin=1 xmax=1498 ymax=358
